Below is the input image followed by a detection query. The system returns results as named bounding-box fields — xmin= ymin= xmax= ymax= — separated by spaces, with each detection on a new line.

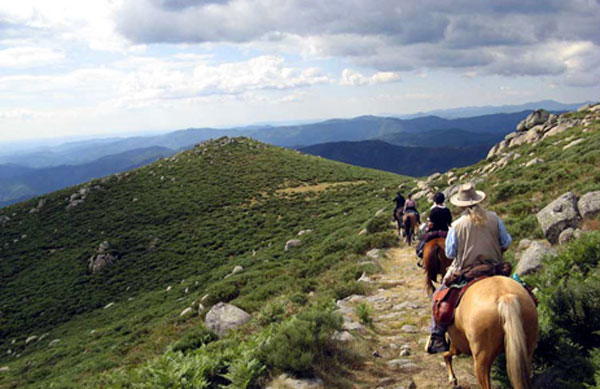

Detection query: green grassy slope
xmin=0 ymin=137 xmax=409 ymax=387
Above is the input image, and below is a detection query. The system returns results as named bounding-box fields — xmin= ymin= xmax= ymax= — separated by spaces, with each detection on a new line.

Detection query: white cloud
xmin=340 ymin=69 xmax=401 ymax=86
xmin=115 ymin=55 xmax=331 ymax=108
xmin=0 ymin=47 xmax=64 ymax=68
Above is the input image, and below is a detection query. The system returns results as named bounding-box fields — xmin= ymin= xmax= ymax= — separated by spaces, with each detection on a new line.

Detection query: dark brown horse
xmin=422 ymin=237 xmax=453 ymax=294
xmin=402 ymin=212 xmax=418 ymax=245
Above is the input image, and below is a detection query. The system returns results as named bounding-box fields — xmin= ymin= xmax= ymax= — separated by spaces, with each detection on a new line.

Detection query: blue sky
xmin=1 ymin=0 xmax=599 ymax=142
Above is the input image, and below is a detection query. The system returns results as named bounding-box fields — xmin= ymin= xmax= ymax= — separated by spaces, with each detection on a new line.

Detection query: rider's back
xmin=451 ymin=211 xmax=503 ymax=272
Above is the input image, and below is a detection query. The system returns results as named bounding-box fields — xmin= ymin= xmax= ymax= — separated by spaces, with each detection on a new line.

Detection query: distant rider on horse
xmin=426 ymin=183 xmax=512 ymax=354
xmin=416 ymin=192 xmax=452 ymax=260
xmin=403 ymin=193 xmax=420 ymax=224
xmin=392 ymin=192 xmax=406 ymax=223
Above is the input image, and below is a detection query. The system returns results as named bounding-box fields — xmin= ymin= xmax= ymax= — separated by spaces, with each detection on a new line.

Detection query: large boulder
xmin=578 ymin=191 xmax=600 ymax=219
xmin=517 ymin=109 xmax=550 ymax=132
xmin=536 ymin=192 xmax=582 ymax=244
xmin=88 ymin=241 xmax=118 ymax=273
xmin=205 ymin=302 xmax=251 ymax=337
xmin=516 ymin=241 xmax=557 ymax=276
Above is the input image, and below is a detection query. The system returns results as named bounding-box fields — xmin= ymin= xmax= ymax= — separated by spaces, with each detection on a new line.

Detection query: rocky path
xmin=337 ymin=246 xmax=480 ymax=389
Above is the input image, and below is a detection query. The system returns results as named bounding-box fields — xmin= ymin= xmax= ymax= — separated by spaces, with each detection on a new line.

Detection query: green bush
xmin=262 ymin=304 xmax=343 ymax=377
xmin=332 ymin=281 xmax=366 ymax=300
xmin=172 ymin=325 xmax=218 ymax=354
xmin=355 ymin=302 xmax=372 ymax=326
xmin=365 ymin=213 xmax=391 ymax=233
xmin=258 ymin=301 xmax=286 ymax=325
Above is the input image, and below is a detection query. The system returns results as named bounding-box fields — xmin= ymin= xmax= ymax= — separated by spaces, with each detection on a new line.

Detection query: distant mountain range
xmin=0 ymin=104 xmax=573 ymax=207
xmin=0 ymin=146 xmax=175 ymax=207
xmin=395 ymin=99 xmax=591 ymax=119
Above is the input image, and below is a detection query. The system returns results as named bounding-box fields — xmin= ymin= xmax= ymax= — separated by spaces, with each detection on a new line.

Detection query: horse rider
xmin=415 ymin=192 xmax=452 ymax=259
xmin=426 ymin=183 xmax=512 ymax=354
xmin=392 ymin=192 xmax=406 ymax=222
xmin=403 ymin=193 xmax=420 ymax=224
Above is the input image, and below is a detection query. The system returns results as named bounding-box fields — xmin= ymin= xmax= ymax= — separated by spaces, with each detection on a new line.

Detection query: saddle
xmin=433 ymin=262 xmax=513 ymax=327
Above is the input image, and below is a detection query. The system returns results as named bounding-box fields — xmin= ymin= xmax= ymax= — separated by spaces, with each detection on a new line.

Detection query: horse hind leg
xmin=443 ymin=350 xmax=459 ymax=388
xmin=473 ymin=351 xmax=495 ymax=389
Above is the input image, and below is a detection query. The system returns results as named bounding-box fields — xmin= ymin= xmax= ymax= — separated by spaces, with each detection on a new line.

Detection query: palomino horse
xmin=422 ymin=237 xmax=452 ymax=294
xmin=443 ymin=276 xmax=538 ymax=389
xmin=402 ymin=212 xmax=418 ymax=245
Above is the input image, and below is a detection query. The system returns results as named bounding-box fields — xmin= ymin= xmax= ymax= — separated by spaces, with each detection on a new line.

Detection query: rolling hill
xmin=0 ymin=137 xmax=408 ymax=387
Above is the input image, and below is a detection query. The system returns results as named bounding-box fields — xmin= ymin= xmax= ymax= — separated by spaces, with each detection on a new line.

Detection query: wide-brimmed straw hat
xmin=450 ymin=183 xmax=486 ymax=207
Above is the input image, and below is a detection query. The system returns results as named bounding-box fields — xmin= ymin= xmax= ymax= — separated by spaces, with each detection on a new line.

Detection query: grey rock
xmin=366 ymin=248 xmax=380 ymax=259
xmin=25 ymin=335 xmax=38 ymax=344
xmin=525 ymin=158 xmax=544 ymax=167
xmin=401 ymin=324 xmax=418 ymax=333
xmin=180 ymin=307 xmax=193 ymax=317
xmin=524 ymin=109 xmax=550 ymax=130
xmin=578 ymin=191 xmax=600 ymax=219
xmin=104 ymin=302 xmax=115 ymax=309
xmin=266 ymin=374 xmax=324 ymax=389
xmin=332 ymin=331 xmax=354 ymax=342
xmin=543 ymin=123 xmax=573 ymax=139
xmin=563 ymin=138 xmax=585 ymax=150
xmin=285 ymin=239 xmax=302 ymax=251
xmin=88 ymin=241 xmax=118 ymax=273
xmin=0 ymin=366 xmax=9 ymax=372
xmin=375 ymin=208 xmax=386 ymax=216
xmin=387 ymin=359 xmax=419 ymax=372
xmin=518 ymin=239 xmax=532 ymax=251
xmin=516 ymin=241 xmax=557 ymax=276
xmin=231 ymin=265 xmax=244 ymax=275
xmin=536 ymin=192 xmax=582 ymax=244
xmin=578 ymin=103 xmax=593 ymax=112
xmin=205 ymin=302 xmax=251 ymax=337
xmin=342 ymin=321 xmax=366 ymax=333
xmin=49 ymin=339 xmax=61 ymax=347
xmin=358 ymin=228 xmax=368 ymax=235
xmin=558 ymin=228 xmax=575 ymax=245
xmin=400 ymin=348 xmax=411 ymax=356
xmin=297 ymin=229 xmax=312 ymax=236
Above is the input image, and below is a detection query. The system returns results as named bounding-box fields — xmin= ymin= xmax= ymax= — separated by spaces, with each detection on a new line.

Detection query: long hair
xmin=466 ymin=204 xmax=488 ymax=226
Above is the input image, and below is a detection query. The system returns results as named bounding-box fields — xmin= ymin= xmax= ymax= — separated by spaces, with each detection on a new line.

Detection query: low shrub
xmin=172 ymin=325 xmax=218 ymax=354
xmin=261 ymin=303 xmax=343 ymax=377
xmin=355 ymin=302 xmax=372 ymax=326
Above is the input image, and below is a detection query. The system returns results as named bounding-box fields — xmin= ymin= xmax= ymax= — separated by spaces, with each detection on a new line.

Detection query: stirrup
xmin=426 ymin=334 xmax=449 ymax=354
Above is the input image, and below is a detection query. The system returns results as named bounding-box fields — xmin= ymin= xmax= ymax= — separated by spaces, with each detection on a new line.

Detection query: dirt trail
xmin=342 ymin=246 xmax=480 ymax=388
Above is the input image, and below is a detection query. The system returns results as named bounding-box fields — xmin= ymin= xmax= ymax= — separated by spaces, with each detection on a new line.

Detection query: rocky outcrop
xmin=88 ymin=241 xmax=119 ymax=273
xmin=204 ymin=302 xmax=251 ymax=337
xmin=516 ymin=241 xmax=557 ymax=276
xmin=29 ymin=198 xmax=47 ymax=214
xmin=578 ymin=191 xmax=600 ymax=219
xmin=487 ymin=104 xmax=600 ymax=159
xmin=536 ymin=192 xmax=582 ymax=244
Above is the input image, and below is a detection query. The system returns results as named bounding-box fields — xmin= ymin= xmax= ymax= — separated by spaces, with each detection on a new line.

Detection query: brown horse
xmin=422 ymin=237 xmax=453 ymax=294
xmin=402 ymin=212 xmax=418 ymax=245
xmin=442 ymin=276 xmax=538 ymax=389
xmin=393 ymin=207 xmax=404 ymax=231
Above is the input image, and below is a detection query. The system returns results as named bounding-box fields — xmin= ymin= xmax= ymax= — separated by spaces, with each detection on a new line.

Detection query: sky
xmin=1 ymin=0 xmax=599 ymax=142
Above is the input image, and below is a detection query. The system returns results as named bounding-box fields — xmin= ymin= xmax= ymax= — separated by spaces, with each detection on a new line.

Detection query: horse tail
xmin=498 ymin=294 xmax=531 ymax=389
xmin=405 ymin=215 xmax=412 ymax=242
xmin=424 ymin=243 xmax=439 ymax=294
